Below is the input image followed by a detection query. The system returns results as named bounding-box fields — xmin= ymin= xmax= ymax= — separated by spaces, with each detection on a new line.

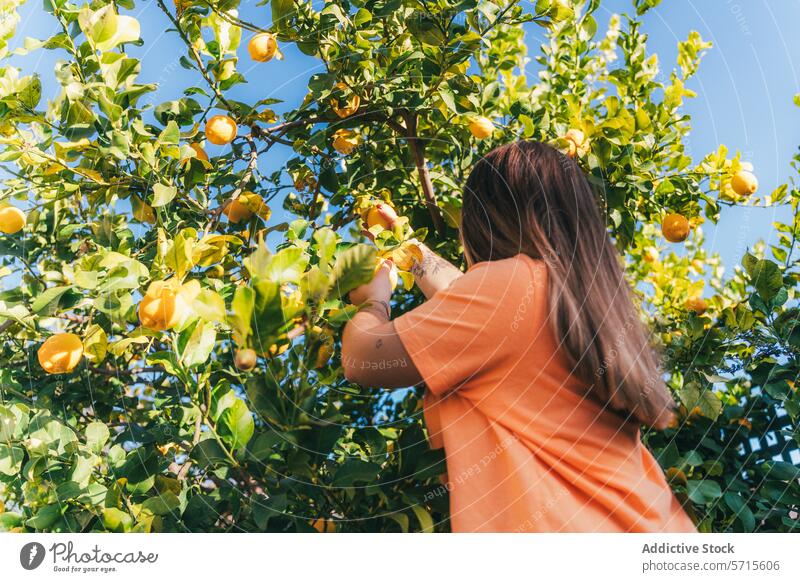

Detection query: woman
xmin=342 ymin=141 xmax=695 ymax=533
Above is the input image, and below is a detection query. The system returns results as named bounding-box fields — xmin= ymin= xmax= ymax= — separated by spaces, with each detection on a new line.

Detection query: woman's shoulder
xmin=451 ymin=254 xmax=547 ymax=301
xmin=467 ymin=254 xmax=547 ymax=285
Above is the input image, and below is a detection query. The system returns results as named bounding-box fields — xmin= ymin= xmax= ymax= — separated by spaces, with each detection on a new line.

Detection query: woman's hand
xmin=349 ymin=260 xmax=394 ymax=306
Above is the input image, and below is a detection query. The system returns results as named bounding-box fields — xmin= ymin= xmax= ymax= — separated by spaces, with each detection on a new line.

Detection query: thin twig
xmin=177 ymin=412 xmax=203 ymax=481
xmin=401 ymin=111 xmax=445 ymax=235
xmin=156 ymin=0 xmax=237 ymax=115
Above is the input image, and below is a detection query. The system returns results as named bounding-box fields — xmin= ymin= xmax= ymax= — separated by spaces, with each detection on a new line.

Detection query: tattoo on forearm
xmin=412 ymin=252 xmax=444 ymax=279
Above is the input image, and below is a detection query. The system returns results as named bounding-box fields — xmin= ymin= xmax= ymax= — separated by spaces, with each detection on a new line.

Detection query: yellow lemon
xmin=205 ymin=115 xmax=237 ymax=145
xmin=138 ymin=280 xmax=191 ymax=331
xmin=731 ymin=170 xmax=758 ymax=196
xmin=38 ymin=333 xmax=84 ymax=374
xmin=248 ymin=33 xmax=277 ymax=62
xmin=563 ymin=128 xmax=586 ymax=158
xmin=684 ymin=296 xmax=708 ymax=315
xmin=365 ymin=203 xmax=398 ymax=230
xmin=0 ymin=206 xmax=26 ymax=234
xmin=661 ymin=213 xmax=690 ymax=243
xmin=468 ymin=116 xmax=494 ymax=139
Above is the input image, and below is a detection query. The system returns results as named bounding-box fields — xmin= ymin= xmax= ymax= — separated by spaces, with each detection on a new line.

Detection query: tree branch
xmin=401 ymin=111 xmax=446 ymax=235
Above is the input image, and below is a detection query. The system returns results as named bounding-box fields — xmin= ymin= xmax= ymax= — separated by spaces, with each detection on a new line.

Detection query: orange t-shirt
xmin=394 ymin=254 xmax=695 ymax=533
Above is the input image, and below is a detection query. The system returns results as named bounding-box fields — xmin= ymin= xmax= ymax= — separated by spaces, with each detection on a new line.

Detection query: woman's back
xmin=394 ymin=254 xmax=695 ymax=532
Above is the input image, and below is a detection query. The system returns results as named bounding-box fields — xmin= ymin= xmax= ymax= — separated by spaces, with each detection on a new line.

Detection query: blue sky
xmin=10 ymin=0 xmax=800 ymax=274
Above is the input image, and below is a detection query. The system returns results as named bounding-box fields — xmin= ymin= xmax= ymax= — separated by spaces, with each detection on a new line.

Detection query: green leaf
xmin=229 ymin=285 xmax=255 ymax=346
xmin=17 ymin=75 xmax=41 ymax=109
xmin=218 ymin=398 xmax=254 ymax=451
xmin=193 ymin=289 xmax=226 ymax=323
xmin=31 ymin=285 xmax=74 ymax=315
xmin=26 ymin=504 xmax=62 ymax=530
xmin=0 ymin=444 xmax=24 ymax=476
xmin=190 ymin=438 xmax=228 ymax=468
xmin=272 ymin=0 xmax=295 ymax=34
xmin=750 ymin=259 xmax=783 ymax=301
xmin=410 ymin=504 xmax=435 ymax=533
xmin=82 ymin=324 xmax=108 ymax=363
xmin=679 ymin=383 xmax=722 ymax=420
xmin=85 ymin=421 xmax=110 ymax=453
xmin=723 ymin=492 xmax=755 ymax=532
xmin=158 ymin=120 xmax=180 ymax=146
xmin=0 ymin=406 xmax=17 ymax=441
xmin=102 ymin=507 xmax=133 ymax=533
xmin=300 ymin=266 xmax=330 ymax=303
xmin=686 ymin=479 xmax=722 ymax=504
xmin=332 ymin=459 xmax=380 ymax=487
xmin=142 ymin=491 xmax=180 ymax=516
xmin=329 ymin=244 xmax=377 ymax=298
xmin=179 ymin=320 xmax=217 ymax=368
xmin=263 ymin=247 xmax=309 ymax=283
xmin=764 ymin=461 xmax=800 ymax=481
xmin=151 ymin=183 xmax=177 ymax=207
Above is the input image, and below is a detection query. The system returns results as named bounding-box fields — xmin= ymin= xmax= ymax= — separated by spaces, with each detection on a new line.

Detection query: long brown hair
xmin=460 ymin=140 xmax=675 ymax=429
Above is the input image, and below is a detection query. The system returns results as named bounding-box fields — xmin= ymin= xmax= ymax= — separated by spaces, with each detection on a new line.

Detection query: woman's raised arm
xmin=410 ymin=242 xmax=464 ymax=299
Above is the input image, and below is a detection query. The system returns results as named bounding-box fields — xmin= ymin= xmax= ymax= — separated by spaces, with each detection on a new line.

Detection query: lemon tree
xmin=0 ymin=0 xmax=798 ymax=532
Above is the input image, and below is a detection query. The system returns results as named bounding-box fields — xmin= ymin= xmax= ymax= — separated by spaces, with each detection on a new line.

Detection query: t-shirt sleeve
xmin=394 ymin=257 xmax=542 ymax=396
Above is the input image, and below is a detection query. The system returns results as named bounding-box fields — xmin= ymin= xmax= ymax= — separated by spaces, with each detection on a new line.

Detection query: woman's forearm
xmin=411 ymin=243 xmax=463 ymax=299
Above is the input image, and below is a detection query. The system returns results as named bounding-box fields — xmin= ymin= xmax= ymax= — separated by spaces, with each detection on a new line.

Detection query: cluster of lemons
xmin=658 ymin=170 xmax=757 ymax=316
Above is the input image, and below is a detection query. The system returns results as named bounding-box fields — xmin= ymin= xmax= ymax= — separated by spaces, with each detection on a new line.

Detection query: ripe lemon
xmin=235 ymin=348 xmax=257 ymax=372
xmin=332 ymin=129 xmax=359 ymax=155
xmin=684 ymin=296 xmax=708 ymax=315
xmin=661 ymin=213 xmax=690 ymax=243
xmin=138 ymin=280 xmax=191 ymax=331
xmin=248 ymin=33 xmax=277 ymax=62
xmin=38 ymin=333 xmax=84 ymax=374
xmin=0 ymin=206 xmax=26 ymax=234
xmin=563 ymin=128 xmax=586 ymax=158
xmin=731 ymin=170 xmax=758 ymax=196
xmin=468 ymin=116 xmax=494 ymax=139
xmin=205 ymin=115 xmax=237 ymax=145
xmin=330 ymin=82 xmax=361 ymax=119
xmin=223 ymin=191 xmax=268 ymax=223
xmin=224 ymin=198 xmax=254 ymax=224
xmin=365 ymin=203 xmax=398 ymax=230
